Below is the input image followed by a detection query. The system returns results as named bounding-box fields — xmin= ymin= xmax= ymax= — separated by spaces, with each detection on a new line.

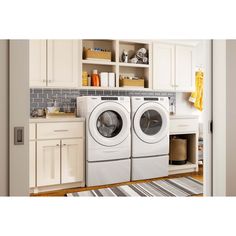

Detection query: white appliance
xmin=131 ymin=97 xmax=170 ymax=180
xmin=77 ymin=96 xmax=131 ymax=186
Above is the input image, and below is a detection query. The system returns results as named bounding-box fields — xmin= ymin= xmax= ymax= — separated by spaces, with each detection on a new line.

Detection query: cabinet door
xmin=153 ymin=43 xmax=175 ymax=91
xmin=61 ymin=139 xmax=84 ymax=184
xmin=47 ymin=40 xmax=79 ymax=88
xmin=175 ymin=45 xmax=195 ymax=92
xmin=29 ymin=40 xmax=47 ymax=87
xmin=29 ymin=141 xmax=36 ymax=188
xmin=37 ymin=140 xmax=61 ymax=187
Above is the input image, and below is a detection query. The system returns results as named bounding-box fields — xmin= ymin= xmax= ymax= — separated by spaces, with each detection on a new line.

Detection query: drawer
xmin=29 ymin=123 xmax=36 ymax=140
xmin=37 ymin=122 xmax=84 ymax=139
xmin=170 ymin=118 xmax=198 ymax=134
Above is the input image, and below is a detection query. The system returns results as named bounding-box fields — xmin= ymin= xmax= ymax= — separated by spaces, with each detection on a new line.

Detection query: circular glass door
xmin=97 ymin=110 xmax=123 ymax=138
xmin=140 ymin=109 xmax=162 ymax=135
xmin=89 ymin=102 xmax=130 ymax=147
xmin=133 ymin=102 xmax=169 ymax=144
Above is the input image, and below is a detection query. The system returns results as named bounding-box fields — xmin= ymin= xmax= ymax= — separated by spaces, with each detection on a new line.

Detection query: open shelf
xmin=169 ymin=161 xmax=197 ymax=171
xmin=119 ymin=62 xmax=149 ymax=68
xmin=168 ymin=133 xmax=198 ymax=175
xmin=82 ymin=39 xmax=116 ymax=62
xmin=82 ymin=59 xmax=116 ymax=66
xmin=79 ymin=86 xmax=153 ymax=91
xmin=80 ymin=40 xmax=152 ymax=90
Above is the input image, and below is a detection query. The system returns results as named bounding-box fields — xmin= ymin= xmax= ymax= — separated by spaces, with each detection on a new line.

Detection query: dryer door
xmin=89 ymin=102 xmax=130 ymax=147
xmin=133 ymin=102 xmax=169 ymax=144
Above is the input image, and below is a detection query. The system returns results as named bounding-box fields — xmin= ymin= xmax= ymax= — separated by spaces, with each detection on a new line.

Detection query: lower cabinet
xmin=29 ymin=141 xmax=36 ymax=188
xmin=29 ymin=120 xmax=85 ymax=193
xmin=61 ymin=139 xmax=84 ymax=184
xmin=37 ymin=140 xmax=61 ymax=187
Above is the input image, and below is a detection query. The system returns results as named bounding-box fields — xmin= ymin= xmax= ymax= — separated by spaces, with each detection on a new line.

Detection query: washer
xmin=131 ymin=97 xmax=169 ymax=180
xmin=77 ymin=96 xmax=131 ymax=186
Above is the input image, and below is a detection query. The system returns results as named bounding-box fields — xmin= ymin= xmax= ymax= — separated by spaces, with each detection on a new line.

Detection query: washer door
xmin=89 ymin=102 xmax=130 ymax=147
xmin=133 ymin=102 xmax=169 ymax=144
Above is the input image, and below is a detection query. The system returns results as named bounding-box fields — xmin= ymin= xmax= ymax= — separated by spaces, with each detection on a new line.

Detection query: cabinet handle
xmin=54 ymin=130 xmax=69 ymax=132
xmin=63 ymin=144 xmax=66 ymax=146
xmin=56 ymin=144 xmax=60 ymax=146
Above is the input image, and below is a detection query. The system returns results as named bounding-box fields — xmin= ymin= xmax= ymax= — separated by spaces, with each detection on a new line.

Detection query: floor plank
xmin=32 ymin=165 xmax=203 ymax=197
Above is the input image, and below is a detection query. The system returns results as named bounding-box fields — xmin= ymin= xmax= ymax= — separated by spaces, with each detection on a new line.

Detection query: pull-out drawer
xmin=37 ymin=122 xmax=84 ymax=139
xmin=29 ymin=123 xmax=36 ymax=140
xmin=170 ymin=118 xmax=198 ymax=134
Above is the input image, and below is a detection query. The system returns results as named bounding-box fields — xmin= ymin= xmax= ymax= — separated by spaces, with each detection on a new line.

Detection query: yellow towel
xmin=189 ymin=70 xmax=204 ymax=111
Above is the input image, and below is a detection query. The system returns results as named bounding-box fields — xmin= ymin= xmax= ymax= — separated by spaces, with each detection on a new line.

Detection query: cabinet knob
xmin=56 ymin=144 xmax=60 ymax=146
xmin=63 ymin=144 xmax=66 ymax=146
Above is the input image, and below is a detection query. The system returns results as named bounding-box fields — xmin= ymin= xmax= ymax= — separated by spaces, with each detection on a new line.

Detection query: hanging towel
xmin=189 ymin=70 xmax=204 ymax=111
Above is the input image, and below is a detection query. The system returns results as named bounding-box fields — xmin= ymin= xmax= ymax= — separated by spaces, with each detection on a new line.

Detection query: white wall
xmin=0 ymin=40 xmax=9 ymax=196
xmin=226 ymin=40 xmax=236 ymax=196
xmin=213 ymin=40 xmax=227 ymax=196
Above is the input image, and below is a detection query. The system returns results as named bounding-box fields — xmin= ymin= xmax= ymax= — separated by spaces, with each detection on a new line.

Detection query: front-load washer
xmin=131 ymin=97 xmax=170 ymax=180
xmin=77 ymin=96 xmax=131 ymax=186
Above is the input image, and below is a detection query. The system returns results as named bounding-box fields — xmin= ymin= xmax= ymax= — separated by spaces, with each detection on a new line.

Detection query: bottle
xmin=87 ymin=75 xmax=91 ymax=86
xmin=82 ymin=71 xmax=88 ymax=86
xmin=91 ymin=69 xmax=100 ymax=87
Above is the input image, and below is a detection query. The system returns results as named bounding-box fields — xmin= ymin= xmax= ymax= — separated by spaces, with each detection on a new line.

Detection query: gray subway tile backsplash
xmin=30 ymin=88 xmax=176 ymax=112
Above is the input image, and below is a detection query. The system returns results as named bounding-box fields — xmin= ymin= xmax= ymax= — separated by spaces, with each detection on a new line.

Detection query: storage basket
xmin=84 ymin=48 xmax=111 ymax=61
xmin=119 ymin=78 xmax=144 ymax=88
xmin=170 ymin=137 xmax=187 ymax=165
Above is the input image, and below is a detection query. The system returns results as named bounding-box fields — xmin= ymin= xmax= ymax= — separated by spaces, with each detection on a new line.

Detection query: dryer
xmin=131 ymin=97 xmax=169 ymax=180
xmin=77 ymin=96 xmax=131 ymax=186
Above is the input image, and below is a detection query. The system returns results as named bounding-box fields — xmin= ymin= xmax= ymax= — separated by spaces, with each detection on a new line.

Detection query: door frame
xmin=9 ymin=40 xmax=30 ymax=196
xmin=8 ymin=39 xmax=213 ymax=196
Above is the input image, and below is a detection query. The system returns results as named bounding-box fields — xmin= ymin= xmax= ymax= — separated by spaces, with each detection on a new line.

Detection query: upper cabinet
xmin=29 ymin=40 xmax=81 ymax=88
xmin=47 ymin=40 xmax=80 ymax=88
xmin=29 ymin=40 xmax=47 ymax=87
xmin=153 ymin=42 xmax=196 ymax=92
xmin=153 ymin=43 xmax=175 ymax=91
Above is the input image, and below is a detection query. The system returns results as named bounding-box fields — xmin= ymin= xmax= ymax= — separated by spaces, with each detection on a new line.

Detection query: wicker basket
xmin=84 ymin=48 xmax=111 ymax=61
xmin=119 ymin=78 xmax=144 ymax=88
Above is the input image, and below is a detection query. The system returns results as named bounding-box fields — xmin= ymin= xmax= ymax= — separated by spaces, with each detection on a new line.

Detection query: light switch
xmin=14 ymin=127 xmax=24 ymax=145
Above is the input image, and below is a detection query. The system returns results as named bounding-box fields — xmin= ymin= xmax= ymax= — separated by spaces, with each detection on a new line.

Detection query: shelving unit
xmin=80 ymin=40 xmax=152 ymax=90
xmin=169 ymin=115 xmax=199 ymax=175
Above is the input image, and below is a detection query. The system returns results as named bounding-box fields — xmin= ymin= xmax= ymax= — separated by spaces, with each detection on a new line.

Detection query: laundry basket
xmin=169 ymin=137 xmax=187 ymax=165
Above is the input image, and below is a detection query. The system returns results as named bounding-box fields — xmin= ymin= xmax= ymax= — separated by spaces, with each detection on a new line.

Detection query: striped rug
xmin=66 ymin=177 xmax=203 ymax=197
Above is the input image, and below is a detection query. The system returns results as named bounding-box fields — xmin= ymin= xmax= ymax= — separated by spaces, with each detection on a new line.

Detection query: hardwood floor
xmin=32 ymin=165 xmax=203 ymax=197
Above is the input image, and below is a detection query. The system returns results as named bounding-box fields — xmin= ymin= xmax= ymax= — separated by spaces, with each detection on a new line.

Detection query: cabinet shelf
xmin=119 ymin=62 xmax=149 ymax=68
xmin=80 ymin=86 xmax=152 ymax=91
xmin=82 ymin=59 xmax=116 ymax=66
xmin=169 ymin=161 xmax=197 ymax=171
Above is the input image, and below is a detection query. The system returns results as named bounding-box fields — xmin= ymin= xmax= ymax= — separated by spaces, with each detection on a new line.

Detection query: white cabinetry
xmin=29 ymin=40 xmax=80 ymax=88
xmin=61 ymin=139 xmax=84 ymax=184
xmin=37 ymin=140 xmax=61 ymax=187
xmin=29 ymin=40 xmax=47 ymax=87
xmin=153 ymin=43 xmax=175 ymax=91
xmin=29 ymin=141 xmax=36 ymax=188
xmin=169 ymin=115 xmax=199 ymax=175
xmin=175 ymin=45 xmax=195 ymax=91
xmin=47 ymin=40 xmax=79 ymax=88
xmin=29 ymin=118 xmax=85 ymax=193
xmin=29 ymin=123 xmax=36 ymax=188
xmin=153 ymin=42 xmax=195 ymax=92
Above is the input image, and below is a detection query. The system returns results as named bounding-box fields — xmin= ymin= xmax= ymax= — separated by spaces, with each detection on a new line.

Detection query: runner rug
xmin=66 ymin=176 xmax=203 ymax=197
